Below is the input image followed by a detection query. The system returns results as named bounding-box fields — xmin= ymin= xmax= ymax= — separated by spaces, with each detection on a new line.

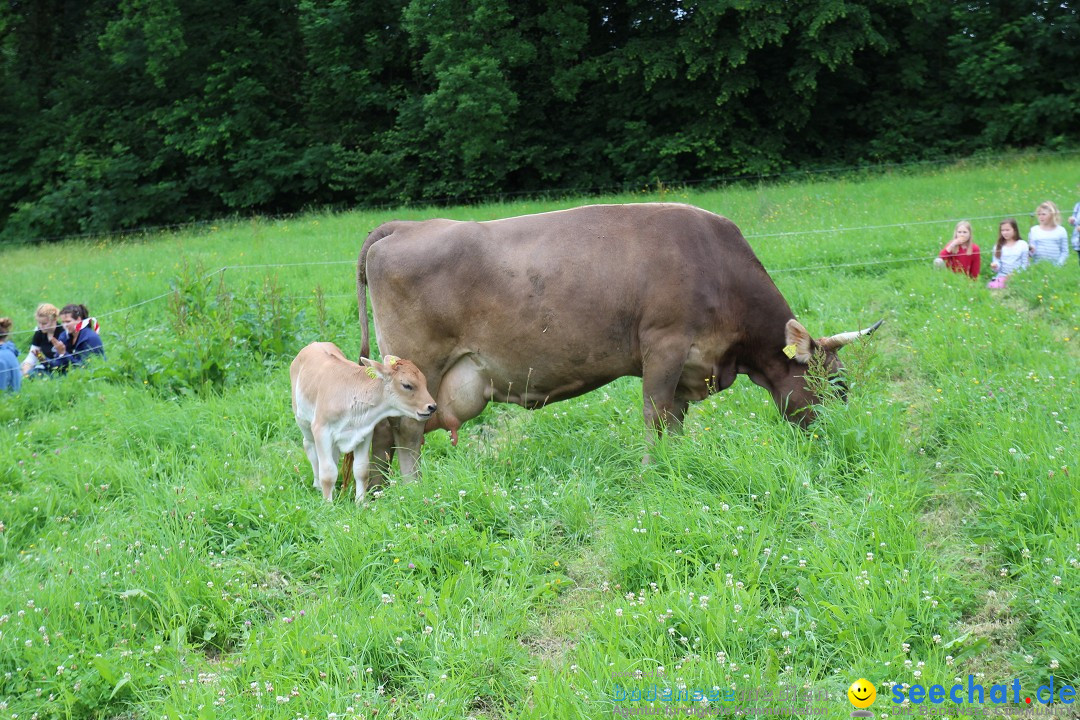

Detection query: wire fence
xmin=5 ymin=206 xmax=1075 ymax=343
xmin=7 ymin=147 xmax=1080 ymax=246
xmin=742 ymin=212 xmax=1038 ymax=239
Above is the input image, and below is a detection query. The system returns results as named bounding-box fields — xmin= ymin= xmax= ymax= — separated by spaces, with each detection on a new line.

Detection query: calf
xmin=290 ymin=342 xmax=436 ymax=502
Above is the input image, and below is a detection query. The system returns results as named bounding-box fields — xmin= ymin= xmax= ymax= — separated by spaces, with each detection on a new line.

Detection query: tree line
xmin=1 ymin=0 xmax=1077 ymax=243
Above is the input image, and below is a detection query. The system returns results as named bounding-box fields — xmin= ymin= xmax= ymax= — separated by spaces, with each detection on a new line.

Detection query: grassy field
xmin=1 ymin=152 xmax=1078 ymax=720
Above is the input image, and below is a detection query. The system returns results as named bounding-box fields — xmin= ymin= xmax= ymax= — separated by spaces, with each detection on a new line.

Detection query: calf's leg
xmin=394 ymin=418 xmax=427 ymax=481
xmin=368 ymin=419 xmax=397 ymax=488
xmin=345 ymin=418 xmax=398 ymax=493
xmin=298 ymin=423 xmax=320 ymax=489
xmin=350 ymin=435 xmax=373 ymax=503
xmin=312 ymin=425 xmax=339 ymax=502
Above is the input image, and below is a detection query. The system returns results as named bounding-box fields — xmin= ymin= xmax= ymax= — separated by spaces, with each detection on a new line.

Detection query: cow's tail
xmin=343 ymin=222 xmax=398 ymax=496
xmin=357 ymin=222 xmax=396 ymax=360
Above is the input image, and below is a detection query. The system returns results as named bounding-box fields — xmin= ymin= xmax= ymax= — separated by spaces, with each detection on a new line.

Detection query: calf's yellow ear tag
xmin=782 ymin=344 xmax=798 ymax=359
xmin=385 ymin=355 xmax=399 ymax=367
xmin=365 ymin=367 xmax=379 ymax=379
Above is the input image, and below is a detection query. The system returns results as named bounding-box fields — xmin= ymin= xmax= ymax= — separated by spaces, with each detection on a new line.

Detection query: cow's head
xmin=770 ymin=318 xmax=884 ymax=426
xmin=361 ymin=355 xmax=438 ymax=421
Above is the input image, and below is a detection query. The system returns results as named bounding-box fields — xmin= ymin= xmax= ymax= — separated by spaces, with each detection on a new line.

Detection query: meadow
xmin=0 ymin=153 xmax=1077 ymax=720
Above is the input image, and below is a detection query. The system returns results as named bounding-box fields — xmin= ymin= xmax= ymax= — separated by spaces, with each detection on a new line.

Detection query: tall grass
xmin=1 ymin=152 xmax=1077 ymax=719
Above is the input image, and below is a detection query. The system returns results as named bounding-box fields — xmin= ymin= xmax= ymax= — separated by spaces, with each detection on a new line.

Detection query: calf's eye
xmin=402 ymin=383 xmax=414 ymax=391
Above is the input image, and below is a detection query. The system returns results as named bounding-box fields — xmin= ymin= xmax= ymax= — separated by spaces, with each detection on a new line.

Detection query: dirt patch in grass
xmin=519 ymin=536 xmax=612 ymax=667
xmin=519 ymin=631 xmax=576 ymax=665
xmin=900 ymin=371 xmax=1028 ymax=686
xmin=467 ymin=693 xmax=504 ymax=719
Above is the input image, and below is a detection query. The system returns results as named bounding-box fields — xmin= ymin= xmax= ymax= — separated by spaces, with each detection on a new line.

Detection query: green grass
xmin=1 ymin=151 xmax=1078 ymax=719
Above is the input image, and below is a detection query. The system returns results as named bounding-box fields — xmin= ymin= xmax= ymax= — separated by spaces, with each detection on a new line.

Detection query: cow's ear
xmin=784 ymin=319 xmax=815 ymax=364
xmin=360 ymin=357 xmax=390 ymax=380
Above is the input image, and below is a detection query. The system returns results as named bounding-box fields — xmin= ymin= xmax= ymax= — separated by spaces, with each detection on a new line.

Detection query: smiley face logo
xmin=848 ymin=678 xmax=877 ymax=711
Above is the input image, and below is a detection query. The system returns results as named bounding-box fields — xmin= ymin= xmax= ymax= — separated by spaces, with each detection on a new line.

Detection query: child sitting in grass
xmin=42 ymin=304 xmax=104 ymax=372
xmin=987 ymin=218 xmax=1028 ymax=289
xmin=20 ymin=302 xmax=62 ymax=377
xmin=934 ymin=220 xmax=981 ymax=279
xmin=0 ymin=317 xmax=21 ymax=392
xmin=1068 ymin=192 xmax=1080 ymax=267
xmin=1028 ymin=201 xmax=1069 ymax=266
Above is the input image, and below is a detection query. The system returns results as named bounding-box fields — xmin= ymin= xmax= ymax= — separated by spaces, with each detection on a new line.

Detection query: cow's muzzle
xmin=416 ymin=403 xmax=437 ymax=420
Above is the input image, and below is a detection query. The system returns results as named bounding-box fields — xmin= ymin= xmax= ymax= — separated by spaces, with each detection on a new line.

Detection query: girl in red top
xmin=934 ymin=220 xmax=981 ymax=279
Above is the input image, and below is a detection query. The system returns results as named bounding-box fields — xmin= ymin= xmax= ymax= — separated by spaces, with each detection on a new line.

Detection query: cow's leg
xmin=642 ymin=361 xmax=686 ymax=433
xmin=311 ymin=425 xmax=339 ymax=502
xmin=668 ymin=396 xmax=691 ymax=433
xmin=641 ymin=346 xmax=689 ymax=460
xmin=350 ymin=435 xmax=373 ymax=504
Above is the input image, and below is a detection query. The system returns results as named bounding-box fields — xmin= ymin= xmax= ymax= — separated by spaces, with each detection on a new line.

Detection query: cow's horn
xmin=820 ymin=319 xmax=884 ymax=350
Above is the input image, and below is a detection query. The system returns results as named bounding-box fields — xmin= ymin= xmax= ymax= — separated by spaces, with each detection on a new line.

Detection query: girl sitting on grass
xmin=0 ymin=317 xmax=21 ymax=392
xmin=934 ymin=220 xmax=981 ymax=279
xmin=1068 ymin=191 xmax=1080 ymax=267
xmin=1028 ymin=201 xmax=1069 ymax=266
xmin=20 ymin=302 xmax=62 ymax=377
xmin=988 ymin=218 xmax=1029 ymax=289
xmin=43 ymin=304 xmax=104 ymax=373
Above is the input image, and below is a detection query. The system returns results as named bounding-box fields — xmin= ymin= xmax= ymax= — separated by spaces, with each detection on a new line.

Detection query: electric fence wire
xmin=8 ymin=148 xmax=1080 ymax=246
xmin=4 ymin=209 xmax=1072 ymax=342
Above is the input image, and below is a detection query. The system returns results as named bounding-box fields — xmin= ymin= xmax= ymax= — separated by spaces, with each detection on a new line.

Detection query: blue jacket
xmin=0 ymin=340 xmax=21 ymax=392
xmin=44 ymin=323 xmax=105 ymax=372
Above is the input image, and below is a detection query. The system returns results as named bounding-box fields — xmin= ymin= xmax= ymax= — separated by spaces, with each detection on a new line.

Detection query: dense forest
xmin=1 ymin=0 xmax=1077 ymax=242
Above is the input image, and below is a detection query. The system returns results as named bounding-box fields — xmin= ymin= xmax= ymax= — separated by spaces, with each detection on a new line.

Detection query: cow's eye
xmin=402 ymin=383 xmax=413 ymax=391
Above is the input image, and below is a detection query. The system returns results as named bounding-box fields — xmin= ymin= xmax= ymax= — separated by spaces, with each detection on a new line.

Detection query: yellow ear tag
xmin=782 ymin=344 xmax=798 ymax=359
xmin=365 ymin=367 xmax=378 ymax=379
xmin=384 ymin=355 xmax=399 ymax=367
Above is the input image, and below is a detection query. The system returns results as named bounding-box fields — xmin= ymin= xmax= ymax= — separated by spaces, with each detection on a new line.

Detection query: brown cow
xmin=290 ymin=342 xmax=436 ymax=502
xmin=354 ymin=203 xmax=881 ymax=478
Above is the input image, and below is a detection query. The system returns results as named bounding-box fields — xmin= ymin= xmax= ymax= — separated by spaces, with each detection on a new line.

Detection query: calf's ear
xmin=360 ymin=357 xmax=390 ymax=380
xmin=784 ymin=319 xmax=815 ymax=364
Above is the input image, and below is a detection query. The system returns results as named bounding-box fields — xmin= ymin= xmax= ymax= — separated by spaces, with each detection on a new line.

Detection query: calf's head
xmin=770 ymin=318 xmax=883 ymax=426
xmin=361 ymin=356 xmax=437 ymax=421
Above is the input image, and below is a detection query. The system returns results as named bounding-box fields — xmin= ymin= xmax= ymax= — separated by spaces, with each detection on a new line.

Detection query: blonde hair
xmin=953 ymin=220 xmax=974 ymax=254
xmin=1036 ymin=201 xmax=1062 ymax=227
xmin=0 ymin=317 xmax=11 ymax=341
xmin=35 ymin=303 xmax=59 ymax=322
